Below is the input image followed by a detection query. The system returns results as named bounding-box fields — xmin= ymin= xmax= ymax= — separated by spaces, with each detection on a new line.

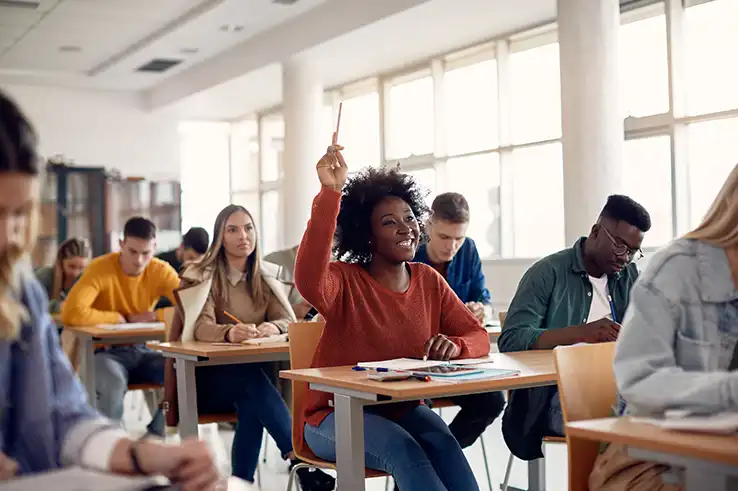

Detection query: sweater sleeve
xmin=437 ymin=271 xmax=491 ymax=358
xmin=61 ymin=271 xmax=122 ymax=326
xmin=294 ymin=187 xmax=344 ymax=315
xmin=193 ymin=291 xmax=232 ymax=342
xmin=154 ymin=261 xmax=181 ymax=321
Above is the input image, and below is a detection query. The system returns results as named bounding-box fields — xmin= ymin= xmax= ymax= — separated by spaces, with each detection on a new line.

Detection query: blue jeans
xmin=304 ymin=405 xmax=479 ymax=491
xmin=95 ymin=345 xmax=165 ymax=435
xmin=196 ymin=363 xmax=293 ymax=482
xmin=547 ymin=392 xmax=565 ymax=436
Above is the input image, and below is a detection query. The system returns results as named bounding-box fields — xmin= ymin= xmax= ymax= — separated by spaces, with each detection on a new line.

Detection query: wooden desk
xmin=65 ymin=325 xmax=166 ymax=407
xmin=281 ymin=350 xmax=556 ymax=491
xmin=567 ymin=418 xmax=738 ymax=491
xmin=147 ymin=340 xmax=290 ymax=438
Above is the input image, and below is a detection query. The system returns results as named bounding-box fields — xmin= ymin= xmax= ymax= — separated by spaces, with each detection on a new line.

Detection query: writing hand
xmin=226 ymin=323 xmax=259 ymax=343
xmin=256 ymin=322 xmax=280 ymax=337
xmin=423 ymin=334 xmax=461 ymax=361
xmin=125 ymin=312 xmax=158 ymax=323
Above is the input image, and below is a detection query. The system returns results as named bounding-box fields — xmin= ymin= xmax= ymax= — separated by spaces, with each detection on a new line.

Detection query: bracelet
xmin=130 ymin=440 xmax=147 ymax=475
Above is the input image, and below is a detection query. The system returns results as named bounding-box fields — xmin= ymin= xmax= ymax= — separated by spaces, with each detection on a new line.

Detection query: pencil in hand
xmin=223 ymin=311 xmax=243 ymax=324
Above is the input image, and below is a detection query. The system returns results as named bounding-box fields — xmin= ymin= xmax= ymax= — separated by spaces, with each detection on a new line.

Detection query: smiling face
xmin=222 ymin=210 xmax=256 ymax=261
xmin=369 ymin=196 xmax=420 ymax=264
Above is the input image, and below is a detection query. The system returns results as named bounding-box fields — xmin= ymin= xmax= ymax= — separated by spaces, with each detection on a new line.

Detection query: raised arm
xmin=438 ymin=273 xmax=490 ymax=358
xmin=294 ymin=143 xmax=348 ymax=315
xmin=61 ymin=271 xmax=122 ymax=326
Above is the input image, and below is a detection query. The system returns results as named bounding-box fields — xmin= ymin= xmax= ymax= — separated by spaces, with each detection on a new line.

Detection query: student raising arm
xmin=294 ymin=141 xmax=489 ymax=491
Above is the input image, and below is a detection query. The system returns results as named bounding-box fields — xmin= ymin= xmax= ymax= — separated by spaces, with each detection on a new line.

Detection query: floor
xmin=122 ymin=392 xmax=568 ymax=491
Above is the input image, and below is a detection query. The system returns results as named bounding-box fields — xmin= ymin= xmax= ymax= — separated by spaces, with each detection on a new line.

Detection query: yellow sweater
xmin=61 ymin=252 xmax=180 ymax=326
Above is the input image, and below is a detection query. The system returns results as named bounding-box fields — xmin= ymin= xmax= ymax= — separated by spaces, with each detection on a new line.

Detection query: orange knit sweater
xmin=295 ymin=187 xmax=490 ymax=427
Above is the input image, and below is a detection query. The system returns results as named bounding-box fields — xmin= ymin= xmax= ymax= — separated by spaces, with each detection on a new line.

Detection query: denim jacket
xmin=0 ymin=262 xmax=124 ymax=474
xmin=615 ymin=238 xmax=738 ymax=416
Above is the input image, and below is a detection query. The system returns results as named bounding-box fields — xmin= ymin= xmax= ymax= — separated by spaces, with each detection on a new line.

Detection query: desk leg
xmin=527 ymin=458 xmax=545 ymax=491
xmin=79 ymin=335 xmax=96 ymax=408
xmin=334 ymin=394 xmax=366 ymax=491
xmin=176 ymin=358 xmax=199 ymax=439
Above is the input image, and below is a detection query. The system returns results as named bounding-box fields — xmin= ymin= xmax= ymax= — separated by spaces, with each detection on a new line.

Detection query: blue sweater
xmin=413 ymin=238 xmax=491 ymax=304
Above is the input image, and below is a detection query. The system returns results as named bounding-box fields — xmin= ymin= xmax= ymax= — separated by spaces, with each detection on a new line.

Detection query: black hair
xmin=0 ymin=90 xmax=39 ymax=176
xmin=123 ymin=217 xmax=157 ymax=241
xmin=182 ymin=227 xmax=209 ymax=254
xmin=431 ymin=192 xmax=470 ymax=223
xmin=600 ymin=195 xmax=652 ymax=232
xmin=333 ymin=167 xmax=430 ymax=264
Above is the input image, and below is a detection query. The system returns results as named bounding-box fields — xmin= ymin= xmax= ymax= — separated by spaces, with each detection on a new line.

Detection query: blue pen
xmin=607 ymin=295 xmax=617 ymax=323
xmin=352 ymin=366 xmax=366 ymax=371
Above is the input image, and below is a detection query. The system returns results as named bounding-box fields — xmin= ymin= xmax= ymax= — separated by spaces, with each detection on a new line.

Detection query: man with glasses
xmin=497 ymin=194 xmax=651 ymax=461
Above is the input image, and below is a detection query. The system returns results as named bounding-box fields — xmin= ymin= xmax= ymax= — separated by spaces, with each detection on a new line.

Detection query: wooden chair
xmin=286 ymin=321 xmax=390 ymax=491
xmin=554 ymin=342 xmax=617 ymax=491
xmin=499 ymin=310 xmax=565 ymax=491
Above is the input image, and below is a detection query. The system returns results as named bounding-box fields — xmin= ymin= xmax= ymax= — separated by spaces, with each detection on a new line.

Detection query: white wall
xmin=3 ymin=84 xmax=180 ymax=180
xmin=483 ymin=258 xmax=536 ymax=313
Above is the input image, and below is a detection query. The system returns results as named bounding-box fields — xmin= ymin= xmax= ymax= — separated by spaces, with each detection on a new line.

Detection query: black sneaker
xmin=290 ymin=460 xmax=335 ymax=491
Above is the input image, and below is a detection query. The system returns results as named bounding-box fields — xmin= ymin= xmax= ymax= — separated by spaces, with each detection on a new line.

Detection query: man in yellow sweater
xmin=62 ymin=217 xmax=180 ymax=436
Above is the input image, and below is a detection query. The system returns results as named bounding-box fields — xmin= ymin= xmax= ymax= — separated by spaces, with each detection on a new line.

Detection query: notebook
xmin=243 ymin=333 xmax=289 ymax=345
xmin=95 ymin=322 xmax=165 ymax=331
xmin=358 ymin=356 xmax=495 ymax=371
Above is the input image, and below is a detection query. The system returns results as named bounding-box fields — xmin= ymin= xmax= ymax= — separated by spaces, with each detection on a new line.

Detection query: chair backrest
xmin=554 ymin=342 xmax=617 ymax=491
xmin=498 ymin=310 xmax=507 ymax=326
xmin=288 ymin=321 xmax=326 ymax=461
xmin=161 ymin=306 xmax=175 ymax=339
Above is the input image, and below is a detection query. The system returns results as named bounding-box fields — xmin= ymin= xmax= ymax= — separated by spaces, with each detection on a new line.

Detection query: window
xmin=687 ymin=118 xmax=738 ymax=228
xmin=260 ymin=190 xmax=280 ymax=254
xmin=260 ymin=113 xmax=284 ymax=182
xmin=511 ymin=143 xmax=565 ymax=257
xmin=232 ymin=191 xmax=261 ymax=227
xmin=179 ymin=122 xmax=231 ymax=231
xmin=405 ymin=167 xmax=436 ymax=205
xmin=622 ymin=136 xmax=673 ymax=247
xmin=338 ymin=92 xmax=381 ymax=170
xmin=444 ymin=59 xmax=499 ymax=156
xmin=510 ymin=42 xmax=562 ymax=144
xmin=230 ymin=120 xmax=259 ymax=192
xmin=386 ymin=75 xmax=435 ymax=159
xmin=446 ymin=153 xmax=501 ymax=257
xmin=619 ymin=9 xmax=668 ymax=118
xmin=686 ymin=0 xmax=738 ymax=115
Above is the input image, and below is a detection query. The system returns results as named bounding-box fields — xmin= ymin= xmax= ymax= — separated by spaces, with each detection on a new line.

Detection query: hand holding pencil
xmin=224 ymin=311 xmax=259 ymax=343
xmin=316 ymin=102 xmax=348 ymax=192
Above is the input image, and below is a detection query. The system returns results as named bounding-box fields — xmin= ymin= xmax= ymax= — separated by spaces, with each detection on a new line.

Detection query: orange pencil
xmin=223 ymin=311 xmax=243 ymax=324
xmin=334 ymin=101 xmax=343 ymax=143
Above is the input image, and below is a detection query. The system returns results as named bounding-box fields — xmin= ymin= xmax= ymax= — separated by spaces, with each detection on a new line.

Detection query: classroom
xmin=0 ymin=0 xmax=737 ymax=490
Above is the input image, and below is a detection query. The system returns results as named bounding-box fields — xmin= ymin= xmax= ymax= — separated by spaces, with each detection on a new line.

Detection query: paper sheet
xmin=358 ymin=355 xmax=496 ymax=371
xmin=95 ymin=322 xmax=165 ymax=331
xmin=243 ymin=333 xmax=289 ymax=345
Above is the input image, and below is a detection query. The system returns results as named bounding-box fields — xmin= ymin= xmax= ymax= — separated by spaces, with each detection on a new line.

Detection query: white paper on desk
xmin=94 ymin=322 xmax=165 ymax=331
xmin=451 ymin=355 xmax=495 ymax=366
xmin=427 ymin=368 xmax=520 ymax=383
xmin=630 ymin=412 xmax=738 ymax=435
xmin=243 ymin=333 xmax=289 ymax=345
xmin=0 ymin=466 xmax=166 ymax=491
xmin=359 ymin=356 xmax=495 ymax=371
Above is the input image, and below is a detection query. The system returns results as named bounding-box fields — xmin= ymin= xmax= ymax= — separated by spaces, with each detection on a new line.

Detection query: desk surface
xmin=281 ymin=350 xmax=555 ymax=399
xmin=64 ymin=325 xmax=165 ymax=339
xmin=147 ymin=340 xmax=290 ymax=358
xmin=567 ymin=417 xmax=738 ymax=468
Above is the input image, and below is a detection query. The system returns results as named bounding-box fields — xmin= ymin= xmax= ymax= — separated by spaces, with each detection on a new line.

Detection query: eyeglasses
xmin=600 ymin=226 xmax=643 ymax=262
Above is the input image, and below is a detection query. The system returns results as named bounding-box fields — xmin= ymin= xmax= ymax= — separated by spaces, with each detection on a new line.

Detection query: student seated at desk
xmin=155 ymin=226 xmax=209 ymax=309
xmin=61 ymin=217 xmax=180 ymax=437
xmin=0 ymin=88 xmax=219 ymax=490
xmin=35 ymin=237 xmax=91 ymax=314
xmin=166 ymin=204 xmax=334 ymax=491
xmin=413 ymin=192 xmax=506 ymax=450
xmin=295 ymin=143 xmax=489 ymax=491
xmin=589 ymin=165 xmax=738 ymax=491
xmin=498 ymin=195 xmax=651 ymax=461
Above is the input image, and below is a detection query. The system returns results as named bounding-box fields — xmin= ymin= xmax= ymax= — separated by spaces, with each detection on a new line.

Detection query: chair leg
xmin=500 ymin=452 xmax=514 ymax=491
xmin=262 ymin=431 xmax=269 ymax=464
xmin=479 ymin=435 xmax=493 ymax=491
xmin=286 ymin=463 xmax=311 ymax=491
xmin=384 ymin=476 xmax=391 ymax=491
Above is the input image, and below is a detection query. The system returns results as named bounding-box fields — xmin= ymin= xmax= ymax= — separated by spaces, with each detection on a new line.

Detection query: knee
xmin=95 ymin=357 xmax=127 ymax=396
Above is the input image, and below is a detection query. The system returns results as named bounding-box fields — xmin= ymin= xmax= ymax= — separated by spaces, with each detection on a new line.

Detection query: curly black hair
xmin=600 ymin=195 xmax=652 ymax=232
xmin=333 ymin=167 xmax=430 ymax=264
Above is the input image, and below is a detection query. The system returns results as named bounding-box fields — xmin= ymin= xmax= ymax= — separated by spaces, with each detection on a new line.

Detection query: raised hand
xmin=316 ymin=132 xmax=348 ymax=192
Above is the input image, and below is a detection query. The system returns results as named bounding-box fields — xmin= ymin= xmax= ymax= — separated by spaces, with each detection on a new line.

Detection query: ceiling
xmin=0 ymin=0 xmax=327 ymax=90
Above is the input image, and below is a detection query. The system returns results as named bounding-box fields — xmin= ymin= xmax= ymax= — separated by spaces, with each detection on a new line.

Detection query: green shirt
xmin=498 ymin=237 xmax=639 ymax=352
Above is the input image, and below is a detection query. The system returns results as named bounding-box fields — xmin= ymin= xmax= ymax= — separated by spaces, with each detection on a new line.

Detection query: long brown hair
xmin=0 ymin=90 xmax=40 ymax=340
xmin=188 ymin=205 xmax=267 ymax=308
xmin=52 ymin=237 xmax=91 ymax=300
xmin=686 ymin=163 xmax=738 ymax=248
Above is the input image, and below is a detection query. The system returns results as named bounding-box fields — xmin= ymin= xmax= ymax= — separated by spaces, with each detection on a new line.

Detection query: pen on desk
xmin=211 ymin=342 xmax=240 ymax=347
xmin=607 ymin=295 xmax=617 ymax=323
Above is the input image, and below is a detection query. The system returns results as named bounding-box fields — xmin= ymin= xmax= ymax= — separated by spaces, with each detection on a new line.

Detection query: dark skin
xmin=534 ymin=216 xmax=645 ymax=350
xmin=316 ymin=138 xmax=459 ymax=361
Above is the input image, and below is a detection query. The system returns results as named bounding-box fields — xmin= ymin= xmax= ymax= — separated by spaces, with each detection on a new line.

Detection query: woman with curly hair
xmin=293 ymin=141 xmax=489 ymax=490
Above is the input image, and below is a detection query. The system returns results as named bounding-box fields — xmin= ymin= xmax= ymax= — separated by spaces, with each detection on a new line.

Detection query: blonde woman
xmin=590 ymin=164 xmax=738 ymax=491
xmin=0 ymin=89 xmax=219 ymax=488
xmin=165 ymin=204 xmax=334 ymax=491
xmin=35 ymin=236 xmax=91 ymax=313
